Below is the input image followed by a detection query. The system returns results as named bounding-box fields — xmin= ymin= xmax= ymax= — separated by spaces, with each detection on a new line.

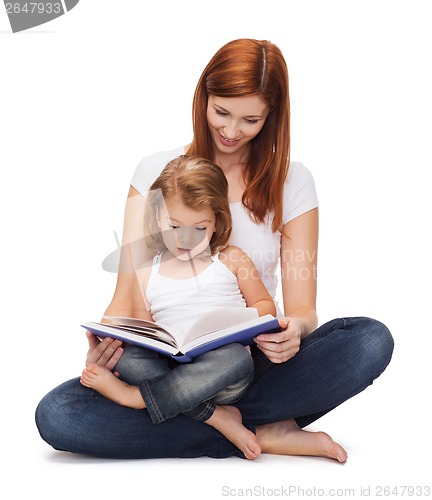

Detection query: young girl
xmin=80 ymin=155 xmax=277 ymax=460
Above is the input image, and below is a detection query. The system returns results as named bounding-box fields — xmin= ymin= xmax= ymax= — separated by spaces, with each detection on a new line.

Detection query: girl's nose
xmin=177 ymin=227 xmax=206 ymax=248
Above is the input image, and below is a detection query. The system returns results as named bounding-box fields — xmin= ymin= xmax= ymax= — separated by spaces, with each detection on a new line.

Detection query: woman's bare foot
xmin=206 ymin=405 xmax=261 ymax=460
xmin=256 ymin=418 xmax=347 ymax=463
xmin=80 ymin=363 xmax=146 ymax=410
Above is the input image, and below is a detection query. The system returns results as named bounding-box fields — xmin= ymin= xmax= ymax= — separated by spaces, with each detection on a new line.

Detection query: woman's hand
xmin=254 ymin=317 xmax=302 ymax=363
xmin=86 ymin=331 xmax=124 ymax=373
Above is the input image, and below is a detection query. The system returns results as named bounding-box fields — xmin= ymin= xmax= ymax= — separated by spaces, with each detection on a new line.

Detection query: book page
xmin=103 ymin=316 xmax=178 ymax=346
xmin=83 ymin=322 xmax=180 ymax=355
xmin=182 ymin=313 xmax=276 ymax=352
xmin=183 ymin=307 xmax=259 ymax=344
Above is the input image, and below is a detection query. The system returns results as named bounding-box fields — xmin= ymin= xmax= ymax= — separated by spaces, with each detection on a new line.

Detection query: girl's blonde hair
xmin=145 ymin=155 xmax=232 ymax=255
xmin=188 ymin=38 xmax=290 ymax=232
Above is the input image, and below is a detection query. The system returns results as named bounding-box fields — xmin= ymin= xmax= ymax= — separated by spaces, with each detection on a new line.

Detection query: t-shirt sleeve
xmin=282 ymin=161 xmax=319 ymax=224
xmin=130 ymin=146 xmax=185 ymax=194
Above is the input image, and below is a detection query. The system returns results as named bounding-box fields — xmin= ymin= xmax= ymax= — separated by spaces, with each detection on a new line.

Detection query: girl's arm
xmin=220 ymin=246 xmax=276 ymax=317
xmin=254 ymin=208 xmax=319 ymax=363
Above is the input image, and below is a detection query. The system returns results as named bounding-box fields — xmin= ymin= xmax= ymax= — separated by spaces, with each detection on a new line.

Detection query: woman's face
xmin=206 ymin=94 xmax=269 ymax=156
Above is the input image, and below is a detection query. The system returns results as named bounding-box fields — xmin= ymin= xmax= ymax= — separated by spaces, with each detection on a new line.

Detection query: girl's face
xmin=206 ymin=94 xmax=269 ymax=156
xmin=156 ymin=195 xmax=217 ymax=261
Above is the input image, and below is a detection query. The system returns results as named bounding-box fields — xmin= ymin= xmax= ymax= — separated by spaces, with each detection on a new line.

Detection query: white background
xmin=1 ymin=1 xmax=431 ymax=499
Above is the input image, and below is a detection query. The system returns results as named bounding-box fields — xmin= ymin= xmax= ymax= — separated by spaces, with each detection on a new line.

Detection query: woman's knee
xmin=35 ymin=379 xmax=80 ymax=450
xmin=346 ymin=316 xmax=394 ymax=377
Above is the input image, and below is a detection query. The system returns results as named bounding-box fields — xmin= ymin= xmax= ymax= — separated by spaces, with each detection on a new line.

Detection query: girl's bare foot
xmin=80 ymin=363 xmax=146 ymax=410
xmin=256 ymin=418 xmax=347 ymax=463
xmin=206 ymin=405 xmax=261 ymax=460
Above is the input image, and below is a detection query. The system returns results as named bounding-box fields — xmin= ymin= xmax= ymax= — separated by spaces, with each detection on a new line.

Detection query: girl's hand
xmin=86 ymin=331 xmax=124 ymax=373
xmin=254 ymin=317 xmax=302 ymax=363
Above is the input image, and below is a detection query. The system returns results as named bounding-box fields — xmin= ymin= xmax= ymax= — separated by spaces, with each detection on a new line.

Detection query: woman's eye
xmin=169 ymin=224 xmax=180 ymax=229
xmin=215 ymin=109 xmax=228 ymax=117
xmin=195 ymin=227 xmax=207 ymax=231
xmin=245 ymin=118 xmax=258 ymax=124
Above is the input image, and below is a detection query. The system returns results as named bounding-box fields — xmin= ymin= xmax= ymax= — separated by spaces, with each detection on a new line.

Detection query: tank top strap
xmin=146 ymin=252 xmax=163 ymax=302
xmin=211 ymin=251 xmax=220 ymax=263
xmin=151 ymin=252 xmax=163 ymax=275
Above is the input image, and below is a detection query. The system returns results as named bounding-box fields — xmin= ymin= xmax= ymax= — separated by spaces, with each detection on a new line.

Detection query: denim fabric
xmin=238 ymin=317 xmax=394 ymax=427
xmin=114 ymin=343 xmax=254 ymax=423
xmin=35 ymin=316 xmax=394 ymax=459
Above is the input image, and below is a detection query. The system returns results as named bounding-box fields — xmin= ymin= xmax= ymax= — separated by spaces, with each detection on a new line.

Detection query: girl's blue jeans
xmin=35 ymin=316 xmax=394 ymax=459
xmin=114 ymin=343 xmax=254 ymax=423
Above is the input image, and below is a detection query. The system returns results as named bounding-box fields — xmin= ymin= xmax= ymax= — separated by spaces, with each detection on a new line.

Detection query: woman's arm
xmin=220 ymin=246 xmax=276 ymax=317
xmin=280 ymin=207 xmax=319 ymax=335
xmin=86 ymin=186 xmax=153 ymax=367
xmin=103 ymin=186 xmax=152 ymax=319
xmin=254 ymin=208 xmax=319 ymax=363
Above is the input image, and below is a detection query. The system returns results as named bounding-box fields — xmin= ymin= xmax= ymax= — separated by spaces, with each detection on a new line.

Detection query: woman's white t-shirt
xmin=130 ymin=146 xmax=318 ymax=312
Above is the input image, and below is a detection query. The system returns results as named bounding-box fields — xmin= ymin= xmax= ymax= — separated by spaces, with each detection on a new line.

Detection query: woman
xmin=35 ymin=38 xmax=393 ymax=461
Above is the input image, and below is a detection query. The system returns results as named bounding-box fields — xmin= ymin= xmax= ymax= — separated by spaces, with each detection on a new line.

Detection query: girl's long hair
xmin=188 ymin=38 xmax=290 ymax=232
xmin=145 ymin=155 xmax=232 ymax=255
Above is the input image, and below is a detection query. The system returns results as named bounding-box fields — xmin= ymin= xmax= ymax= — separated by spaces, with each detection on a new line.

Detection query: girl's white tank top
xmin=145 ymin=252 xmax=247 ymax=340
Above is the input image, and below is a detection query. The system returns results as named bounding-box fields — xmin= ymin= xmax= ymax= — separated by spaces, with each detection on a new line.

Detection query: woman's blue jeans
xmin=114 ymin=343 xmax=254 ymax=423
xmin=35 ymin=316 xmax=394 ymax=459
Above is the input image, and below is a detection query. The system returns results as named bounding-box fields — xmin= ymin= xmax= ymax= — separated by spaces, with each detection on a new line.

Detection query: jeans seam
xmin=192 ymin=401 xmax=215 ymax=422
xmin=139 ymin=380 xmax=164 ymax=424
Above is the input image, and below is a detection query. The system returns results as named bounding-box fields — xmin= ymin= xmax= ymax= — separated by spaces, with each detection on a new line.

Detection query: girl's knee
xmin=224 ymin=343 xmax=254 ymax=366
xmin=210 ymin=343 xmax=254 ymax=381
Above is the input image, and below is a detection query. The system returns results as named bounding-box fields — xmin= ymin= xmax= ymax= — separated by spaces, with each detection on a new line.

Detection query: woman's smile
xmin=219 ymin=134 xmax=242 ymax=147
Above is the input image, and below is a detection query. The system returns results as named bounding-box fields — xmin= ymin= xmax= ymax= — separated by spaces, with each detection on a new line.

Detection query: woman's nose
xmin=223 ymin=121 xmax=240 ymax=139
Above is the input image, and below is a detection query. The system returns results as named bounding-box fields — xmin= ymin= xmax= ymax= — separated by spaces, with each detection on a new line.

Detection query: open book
xmin=82 ymin=307 xmax=281 ymax=363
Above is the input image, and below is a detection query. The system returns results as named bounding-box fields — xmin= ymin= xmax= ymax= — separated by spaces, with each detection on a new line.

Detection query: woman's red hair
xmin=188 ymin=38 xmax=290 ymax=232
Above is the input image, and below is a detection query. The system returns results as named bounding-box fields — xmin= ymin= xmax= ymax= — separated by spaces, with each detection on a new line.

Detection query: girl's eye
xmin=169 ymin=224 xmax=180 ymax=230
xmin=245 ymin=118 xmax=259 ymax=124
xmin=195 ymin=227 xmax=207 ymax=231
